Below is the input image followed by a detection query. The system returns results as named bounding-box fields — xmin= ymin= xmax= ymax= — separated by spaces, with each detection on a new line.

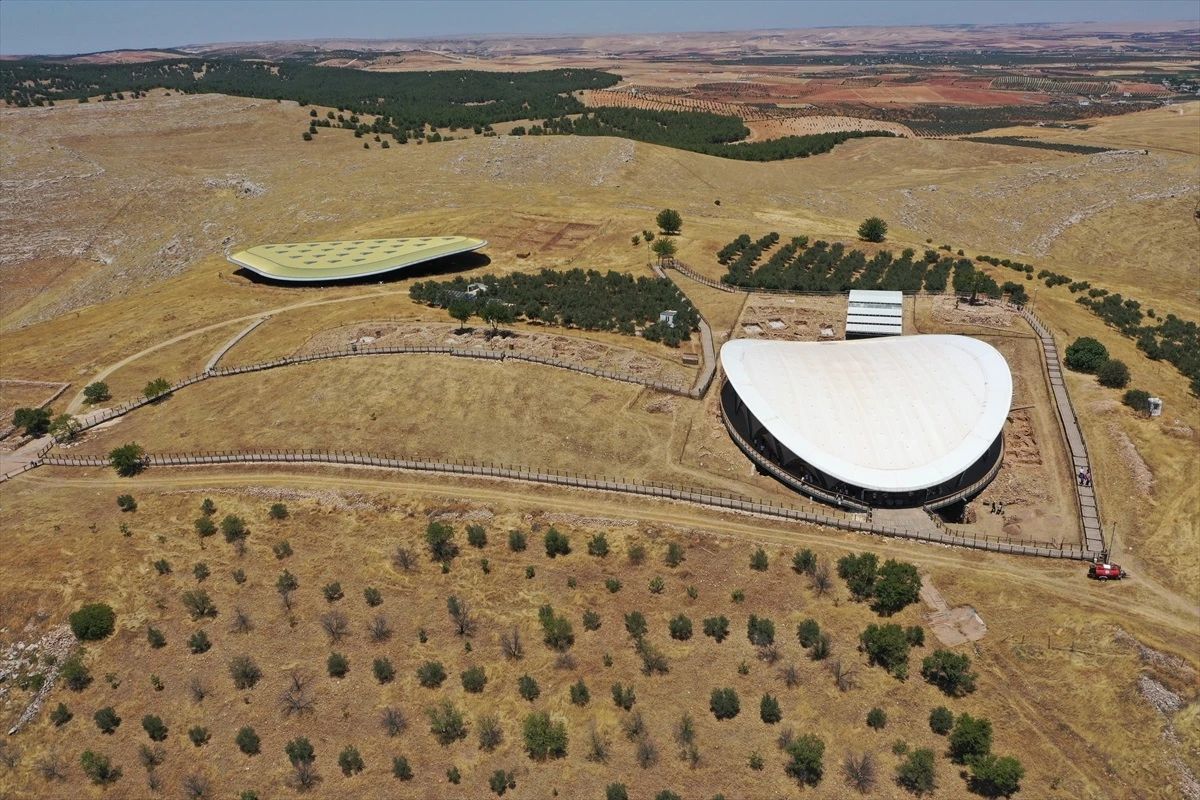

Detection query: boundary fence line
xmin=65 ymin=343 xmax=700 ymax=437
xmin=33 ymin=448 xmax=1093 ymax=560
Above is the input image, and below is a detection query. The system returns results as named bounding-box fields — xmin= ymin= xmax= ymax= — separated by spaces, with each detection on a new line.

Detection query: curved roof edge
xmin=227 ymin=237 xmax=487 ymax=282
xmin=721 ymin=335 xmax=1012 ymax=492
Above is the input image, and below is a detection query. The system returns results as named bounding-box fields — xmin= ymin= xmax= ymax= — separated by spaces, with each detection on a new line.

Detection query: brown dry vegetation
xmin=0 ymin=474 xmax=1195 ymax=799
xmin=0 ymin=84 xmax=1196 ymax=799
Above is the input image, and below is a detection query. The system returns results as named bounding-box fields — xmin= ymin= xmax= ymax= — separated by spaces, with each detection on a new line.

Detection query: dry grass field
xmin=0 ymin=83 xmax=1197 ymax=800
xmin=0 ymin=474 xmax=1195 ymax=799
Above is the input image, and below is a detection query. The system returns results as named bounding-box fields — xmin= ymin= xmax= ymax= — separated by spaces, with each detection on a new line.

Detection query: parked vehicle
xmin=1088 ymin=563 xmax=1127 ymax=581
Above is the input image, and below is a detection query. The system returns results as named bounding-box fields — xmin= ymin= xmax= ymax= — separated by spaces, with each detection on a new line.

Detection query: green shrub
xmin=192 ymin=562 xmax=210 ymax=582
xmin=929 ymin=706 xmax=954 ymax=735
xmin=338 ymin=745 xmax=364 ymax=776
xmin=228 ymin=655 xmax=261 ymax=689
xmin=508 ymin=530 xmax=527 ymax=552
xmin=582 ymin=610 xmax=602 ymax=630
xmin=837 ymin=552 xmax=878 ymax=599
xmin=272 ymin=540 xmax=293 ymax=559
xmin=147 ymin=627 xmax=166 ymax=649
xmin=906 ymin=626 xmax=925 ymax=647
xmin=268 ymin=503 xmax=288 ymax=520
xmin=747 ymin=614 xmax=775 ymax=646
xmin=426 ymin=699 xmax=468 ymax=744
xmin=1065 ymin=337 xmax=1108 ymax=373
xmin=612 ymin=683 xmax=636 ymax=710
xmin=425 ymin=521 xmax=458 ymax=562
xmin=703 ymin=615 xmax=730 ymax=643
xmin=94 ymin=706 xmax=121 ymax=734
xmin=108 ymin=442 xmax=146 ymax=476
xmin=949 ymin=714 xmax=993 ymax=763
xmin=784 ymin=733 xmax=825 ymax=785
xmin=392 ymin=755 xmax=413 ymax=780
xmin=866 ymin=707 xmax=887 ymax=729
xmin=606 ymin=784 xmax=629 ymax=800
xmin=668 ymin=614 xmax=693 ymax=640
xmin=194 ymin=517 xmax=216 ymax=538
xmin=897 ymin=747 xmax=936 ymax=793
xmin=322 ymin=581 xmax=343 ymax=602
xmin=461 ymin=665 xmax=487 ymax=693
xmin=182 ymin=589 xmax=216 ymax=620
xmin=154 ymin=558 xmax=172 ymax=575
xmin=373 ymin=657 xmax=395 ymax=683
xmin=858 ymin=217 xmax=888 ymax=242
xmin=628 ymin=543 xmax=646 ymax=564
xmin=80 ymin=749 xmax=122 ymax=785
xmin=1098 ymin=358 xmax=1131 ymax=388
xmin=760 ymin=692 xmax=782 ymax=724
xmin=188 ymin=726 xmax=210 ymax=747
xmin=50 ymin=702 xmax=73 ymax=726
xmin=750 ymin=547 xmax=769 ymax=571
xmin=69 ymin=603 xmax=115 ymax=641
xmin=664 ymin=541 xmax=685 ymax=567
xmin=792 ymin=549 xmax=816 ymax=574
xmin=188 ymin=630 xmax=211 ymax=654
xmin=517 ymin=673 xmax=541 ymax=701
xmin=142 ymin=714 xmax=170 ymax=743
xmin=570 ymin=679 xmax=590 ymax=706
xmin=116 ymin=494 xmax=137 ymax=512
xmin=624 ymin=611 xmax=648 ymax=640
xmin=797 ymin=618 xmax=821 ymax=647
xmin=417 ymin=660 xmax=447 ymax=688
xmin=236 ymin=726 xmax=261 ymax=755
xmin=326 ymin=652 xmax=349 ymax=678
xmin=587 ymin=532 xmax=609 ymax=556
xmin=860 ymin=623 xmax=910 ymax=677
xmin=220 ymin=515 xmax=248 ymax=543
xmin=1122 ymin=389 xmax=1151 ymax=411
xmin=968 ymin=754 xmax=1025 ymax=796
xmin=60 ymin=655 xmax=91 ymax=691
xmin=921 ymin=650 xmax=977 ymax=696
xmin=605 ymin=578 xmax=623 ymax=593
xmin=522 ymin=711 xmax=568 ymax=760
xmin=871 ymin=559 xmax=921 ymax=616
xmin=710 ymin=688 xmax=740 ymax=720
xmin=544 ymin=526 xmax=570 ymax=557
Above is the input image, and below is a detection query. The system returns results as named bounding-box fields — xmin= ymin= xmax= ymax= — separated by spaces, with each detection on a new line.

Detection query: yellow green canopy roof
xmin=227 ymin=236 xmax=487 ymax=282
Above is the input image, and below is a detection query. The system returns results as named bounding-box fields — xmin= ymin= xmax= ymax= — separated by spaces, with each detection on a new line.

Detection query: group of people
xmin=1077 ymin=468 xmax=1093 ymax=487
xmin=988 ymin=500 xmax=1005 ymax=515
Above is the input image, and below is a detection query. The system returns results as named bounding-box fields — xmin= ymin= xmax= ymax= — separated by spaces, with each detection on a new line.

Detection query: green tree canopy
xmin=1065 ymin=337 xmax=1109 ymax=373
xmin=70 ymin=603 xmax=116 ymax=641
xmin=858 ymin=217 xmax=888 ymax=242
xmin=12 ymin=407 xmax=52 ymax=437
xmin=83 ymin=381 xmax=111 ymax=403
xmin=1098 ymin=358 xmax=1130 ymax=388
xmin=871 ymin=559 xmax=922 ymax=615
xmin=656 ymin=209 xmax=682 ymax=235
xmin=921 ymin=649 xmax=978 ymax=696
xmin=522 ymin=711 xmax=568 ymax=760
xmin=859 ymin=623 xmax=910 ymax=677
xmin=109 ymin=443 xmax=146 ymax=476
xmin=784 ymin=733 xmax=825 ymax=785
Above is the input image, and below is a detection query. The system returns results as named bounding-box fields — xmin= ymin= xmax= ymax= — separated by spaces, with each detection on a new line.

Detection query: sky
xmin=1 ymin=0 xmax=1197 ymax=56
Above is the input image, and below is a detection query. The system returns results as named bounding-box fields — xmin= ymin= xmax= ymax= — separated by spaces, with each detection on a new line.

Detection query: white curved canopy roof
xmin=721 ymin=335 xmax=1012 ymax=492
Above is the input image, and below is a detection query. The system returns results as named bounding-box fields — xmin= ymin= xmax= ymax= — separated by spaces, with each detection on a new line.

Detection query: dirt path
xmin=18 ymin=467 xmax=1198 ymax=638
xmin=64 ymin=289 xmax=408 ymax=414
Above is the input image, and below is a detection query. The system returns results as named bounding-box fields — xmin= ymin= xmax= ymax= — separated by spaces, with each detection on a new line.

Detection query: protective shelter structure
xmin=228 ymin=236 xmax=487 ymax=282
xmin=846 ymin=289 xmax=903 ymax=338
xmin=720 ymin=335 xmax=1011 ymax=509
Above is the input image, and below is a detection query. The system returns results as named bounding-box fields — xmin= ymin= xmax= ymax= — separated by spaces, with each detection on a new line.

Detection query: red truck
xmin=1088 ymin=563 xmax=1128 ymax=581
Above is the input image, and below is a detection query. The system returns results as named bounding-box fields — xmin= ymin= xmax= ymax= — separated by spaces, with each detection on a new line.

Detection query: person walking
xmin=1085 ymin=469 xmax=1092 ymax=487
xmin=1077 ymin=468 xmax=1085 ymax=485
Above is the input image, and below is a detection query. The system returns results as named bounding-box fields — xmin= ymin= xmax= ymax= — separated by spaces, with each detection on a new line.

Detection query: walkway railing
xmin=33 ymin=448 xmax=1092 ymax=560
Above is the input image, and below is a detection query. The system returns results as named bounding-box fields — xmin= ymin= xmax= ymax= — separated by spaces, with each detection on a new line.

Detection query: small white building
xmin=659 ymin=310 xmax=677 ymax=327
xmin=846 ymin=290 xmax=903 ymax=338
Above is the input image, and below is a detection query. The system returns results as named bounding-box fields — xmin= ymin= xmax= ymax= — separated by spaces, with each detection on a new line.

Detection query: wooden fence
xmin=36 ymin=448 xmax=1093 ymax=560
